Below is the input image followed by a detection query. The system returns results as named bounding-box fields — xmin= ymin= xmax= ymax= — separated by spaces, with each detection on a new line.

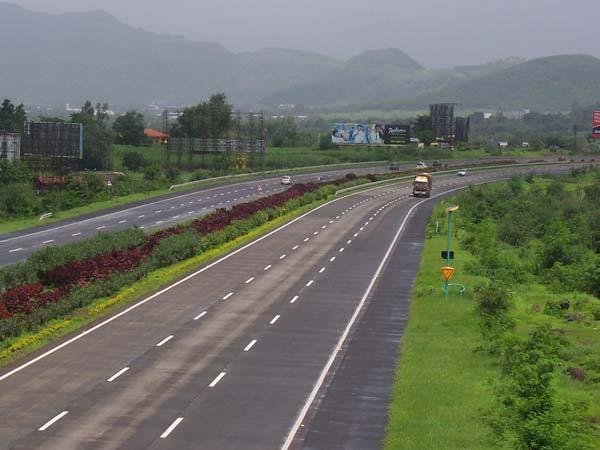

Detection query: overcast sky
xmin=10 ymin=0 xmax=600 ymax=67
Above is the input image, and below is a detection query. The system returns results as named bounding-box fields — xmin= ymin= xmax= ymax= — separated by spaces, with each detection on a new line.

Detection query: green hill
xmin=408 ymin=55 xmax=600 ymax=111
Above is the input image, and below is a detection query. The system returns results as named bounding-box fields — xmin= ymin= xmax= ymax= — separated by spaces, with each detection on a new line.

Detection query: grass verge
xmin=383 ymin=232 xmax=502 ymax=449
xmin=0 ymin=196 xmax=330 ymax=368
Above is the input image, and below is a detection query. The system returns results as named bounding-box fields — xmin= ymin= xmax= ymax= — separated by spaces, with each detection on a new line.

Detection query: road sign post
xmin=443 ymin=206 xmax=458 ymax=299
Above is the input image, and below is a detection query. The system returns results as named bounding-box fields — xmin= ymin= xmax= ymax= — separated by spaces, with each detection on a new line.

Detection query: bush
xmin=474 ymin=283 xmax=513 ymax=318
xmin=192 ymin=169 xmax=211 ymax=181
xmin=151 ymin=232 xmax=199 ymax=267
xmin=122 ymin=151 xmax=146 ymax=171
xmin=143 ymin=164 xmax=162 ymax=181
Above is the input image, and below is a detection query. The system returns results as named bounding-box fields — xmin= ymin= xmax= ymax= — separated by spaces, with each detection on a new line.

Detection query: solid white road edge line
xmin=38 ymin=411 xmax=69 ymax=431
xmin=160 ymin=417 xmax=183 ymax=438
xmin=280 ymin=185 xmax=476 ymax=450
xmin=0 ymin=179 xmax=448 ymax=383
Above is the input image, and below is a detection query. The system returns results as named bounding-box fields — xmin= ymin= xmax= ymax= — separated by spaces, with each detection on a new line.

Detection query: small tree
xmin=113 ymin=111 xmax=146 ymax=146
xmin=122 ymin=151 xmax=146 ymax=172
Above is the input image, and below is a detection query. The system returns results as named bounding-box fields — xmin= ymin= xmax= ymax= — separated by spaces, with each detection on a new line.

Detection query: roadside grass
xmin=0 ymin=196 xmax=330 ymax=368
xmin=385 ymin=196 xmax=600 ymax=449
xmin=384 ymin=232 xmax=502 ymax=450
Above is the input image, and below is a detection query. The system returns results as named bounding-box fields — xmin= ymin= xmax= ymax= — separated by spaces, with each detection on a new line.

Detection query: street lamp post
xmin=443 ymin=205 xmax=459 ymax=299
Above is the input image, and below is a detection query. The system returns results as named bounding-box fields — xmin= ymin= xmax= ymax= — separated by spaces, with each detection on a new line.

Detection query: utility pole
xmin=441 ymin=206 xmax=459 ymax=299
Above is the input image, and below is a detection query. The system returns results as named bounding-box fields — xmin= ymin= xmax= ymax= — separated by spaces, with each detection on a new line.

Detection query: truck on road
xmin=413 ymin=173 xmax=432 ymax=197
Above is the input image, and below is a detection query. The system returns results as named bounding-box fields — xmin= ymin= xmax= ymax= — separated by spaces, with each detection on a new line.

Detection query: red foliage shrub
xmin=0 ymin=178 xmax=352 ymax=321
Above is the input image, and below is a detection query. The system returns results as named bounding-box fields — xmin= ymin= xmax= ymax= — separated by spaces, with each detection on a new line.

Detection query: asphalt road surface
xmin=0 ymin=163 xmax=580 ymax=450
xmin=0 ymin=157 xmax=554 ymax=267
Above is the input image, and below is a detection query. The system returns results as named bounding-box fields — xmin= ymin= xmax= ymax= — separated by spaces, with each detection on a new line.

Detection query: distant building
xmin=144 ymin=128 xmax=168 ymax=145
xmin=0 ymin=132 xmax=20 ymax=162
xmin=502 ymin=109 xmax=531 ymax=120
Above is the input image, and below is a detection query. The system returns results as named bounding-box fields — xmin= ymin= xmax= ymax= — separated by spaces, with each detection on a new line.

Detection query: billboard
xmin=384 ymin=124 xmax=411 ymax=145
xmin=593 ymin=111 xmax=600 ymax=139
xmin=331 ymin=123 xmax=385 ymax=145
xmin=21 ymin=122 xmax=84 ymax=176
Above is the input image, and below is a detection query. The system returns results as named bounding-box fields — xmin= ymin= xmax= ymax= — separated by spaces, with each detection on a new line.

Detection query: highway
xmin=0 ymin=163 xmax=578 ymax=450
xmin=0 ymin=157 xmax=550 ymax=267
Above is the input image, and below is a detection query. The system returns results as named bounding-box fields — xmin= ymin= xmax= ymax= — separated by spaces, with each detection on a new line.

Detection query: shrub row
xmin=0 ymin=179 xmax=342 ymax=340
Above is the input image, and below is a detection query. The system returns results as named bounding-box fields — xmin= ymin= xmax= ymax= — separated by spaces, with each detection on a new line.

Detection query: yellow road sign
xmin=441 ymin=266 xmax=455 ymax=281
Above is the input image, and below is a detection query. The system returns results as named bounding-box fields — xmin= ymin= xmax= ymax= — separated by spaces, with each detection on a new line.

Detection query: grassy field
xmin=385 ymin=192 xmax=600 ymax=448
xmin=113 ymin=143 xmax=559 ymax=173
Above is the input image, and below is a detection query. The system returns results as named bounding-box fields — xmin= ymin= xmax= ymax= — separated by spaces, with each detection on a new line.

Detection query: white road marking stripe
xmin=9 ymin=248 xmax=22 ymax=253
xmin=244 ymin=340 xmax=257 ymax=352
xmin=194 ymin=311 xmax=207 ymax=320
xmin=138 ymin=215 xmax=145 ymax=218
xmin=322 ymin=225 xmax=327 ymax=229
xmin=319 ymin=267 xmax=326 ymax=273
xmin=43 ymin=240 xmax=54 ymax=244
xmin=72 ymin=232 xmax=82 ymax=236
xmin=330 ymin=256 xmax=336 ymax=262
xmin=290 ymin=295 xmax=299 ymax=304
xmin=339 ymin=247 xmax=345 ymax=252
xmin=107 ymin=367 xmax=129 ymax=382
xmin=360 ymin=227 xmax=364 ymax=231
xmin=118 ymin=220 xmax=127 ymax=224
xmin=96 ymin=226 xmax=106 ymax=230
xmin=354 ymin=233 xmax=359 ymax=237
xmin=329 ymin=220 xmax=334 ymax=224
xmin=347 ymin=240 xmax=352 ymax=244
xmin=292 ymin=245 xmax=299 ymax=250
xmin=313 ymin=231 xmax=319 ymax=235
xmin=281 ymin=185 xmax=485 ymax=450
xmin=160 ymin=417 xmax=183 ymax=438
xmin=155 ymin=210 xmax=162 ymax=213
xmin=156 ymin=335 xmax=174 ymax=347
xmin=222 ymin=292 xmax=234 ymax=300
xmin=336 ymin=216 xmax=340 ymax=219
xmin=209 ymin=372 xmax=226 ymax=387
xmin=303 ymin=238 xmax=309 ymax=242
xmin=38 ymin=411 xmax=68 ymax=431
xmin=306 ymin=280 xmax=314 ymax=287
xmin=0 ymin=180 xmax=447 ymax=383
xmin=270 ymin=315 xmax=280 ymax=325
xmin=264 ymin=265 xmax=272 ymax=271
xmin=245 ymin=277 xmax=255 ymax=284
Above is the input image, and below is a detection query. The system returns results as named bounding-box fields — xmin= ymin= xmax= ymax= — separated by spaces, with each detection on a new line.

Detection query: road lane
xmin=0 ymin=157 xmax=555 ymax=266
xmin=0 ymin=164 xmax=581 ymax=449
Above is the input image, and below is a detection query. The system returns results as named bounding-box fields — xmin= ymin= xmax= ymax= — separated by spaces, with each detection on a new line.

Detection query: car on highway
xmin=416 ymin=162 xmax=428 ymax=170
xmin=281 ymin=175 xmax=293 ymax=185
xmin=457 ymin=169 xmax=468 ymax=177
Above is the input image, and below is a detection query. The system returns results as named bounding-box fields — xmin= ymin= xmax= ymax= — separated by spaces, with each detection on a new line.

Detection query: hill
xmin=0 ymin=3 xmax=340 ymax=107
xmin=1 ymin=3 xmax=598 ymax=112
xmin=260 ymin=52 xmax=527 ymax=109
xmin=406 ymin=55 xmax=600 ymax=111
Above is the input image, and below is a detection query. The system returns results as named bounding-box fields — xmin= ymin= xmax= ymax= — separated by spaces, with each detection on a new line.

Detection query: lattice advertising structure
xmin=430 ymin=103 xmax=456 ymax=142
xmin=165 ymin=110 xmax=265 ymax=170
xmin=20 ymin=122 xmax=83 ymax=176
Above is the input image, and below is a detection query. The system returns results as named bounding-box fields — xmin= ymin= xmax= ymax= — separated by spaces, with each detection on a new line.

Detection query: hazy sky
xmin=10 ymin=0 xmax=600 ymax=67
